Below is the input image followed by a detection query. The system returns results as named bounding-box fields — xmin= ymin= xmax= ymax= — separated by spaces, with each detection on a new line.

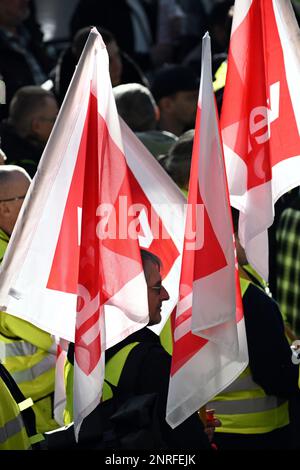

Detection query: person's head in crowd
xmin=0 ymin=164 xmax=31 ymax=236
xmin=140 ymin=249 xmax=169 ymax=326
xmin=0 ymin=0 xmax=30 ymax=32
xmin=72 ymin=26 xmax=123 ymax=87
xmin=151 ymin=65 xmax=199 ymax=137
xmin=113 ymin=82 xmax=178 ymax=158
xmin=55 ymin=25 xmax=148 ymax=105
xmin=159 ymin=129 xmax=194 ymax=193
xmin=113 ymin=82 xmax=158 ymax=132
xmin=8 ymin=86 xmax=58 ymax=146
xmin=0 ymin=148 xmax=7 ymax=165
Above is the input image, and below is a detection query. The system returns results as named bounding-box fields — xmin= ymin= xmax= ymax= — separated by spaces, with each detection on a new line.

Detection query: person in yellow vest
xmin=0 ymin=360 xmax=45 ymax=450
xmin=0 ymin=165 xmax=58 ymax=433
xmin=0 ymin=374 xmax=32 ymax=450
xmin=63 ymin=249 xmax=213 ymax=449
xmin=207 ymin=208 xmax=300 ymax=450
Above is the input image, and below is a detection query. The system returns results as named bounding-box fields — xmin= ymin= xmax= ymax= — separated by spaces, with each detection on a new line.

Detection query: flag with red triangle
xmin=166 ymin=33 xmax=248 ymax=428
xmin=221 ymin=0 xmax=300 ymax=280
xmin=0 ymin=29 xmax=186 ymax=435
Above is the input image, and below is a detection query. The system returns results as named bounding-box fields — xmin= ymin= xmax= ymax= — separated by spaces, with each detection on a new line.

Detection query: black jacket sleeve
xmin=135 ymin=343 xmax=211 ymax=450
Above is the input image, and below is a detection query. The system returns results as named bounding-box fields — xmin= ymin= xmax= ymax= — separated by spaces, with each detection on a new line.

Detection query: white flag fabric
xmin=221 ymin=0 xmax=300 ymax=280
xmin=0 ymin=38 xmax=185 ymax=346
xmin=0 ymin=28 xmax=186 ymax=436
xmin=166 ymin=33 xmax=248 ymax=429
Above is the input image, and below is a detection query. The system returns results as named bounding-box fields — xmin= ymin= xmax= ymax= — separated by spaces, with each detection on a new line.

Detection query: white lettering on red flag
xmin=221 ymin=0 xmax=300 ymax=280
xmin=166 ymin=33 xmax=248 ymax=429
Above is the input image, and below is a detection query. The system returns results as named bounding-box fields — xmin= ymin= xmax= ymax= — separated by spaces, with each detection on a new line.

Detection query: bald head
xmin=0 ymin=165 xmax=31 ymax=235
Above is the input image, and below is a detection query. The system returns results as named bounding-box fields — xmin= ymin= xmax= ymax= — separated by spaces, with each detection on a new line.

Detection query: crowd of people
xmin=0 ymin=0 xmax=300 ymax=452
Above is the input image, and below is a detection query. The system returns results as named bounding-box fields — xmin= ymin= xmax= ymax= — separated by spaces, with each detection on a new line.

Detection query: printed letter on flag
xmin=221 ymin=0 xmax=300 ymax=280
xmin=166 ymin=33 xmax=248 ymax=428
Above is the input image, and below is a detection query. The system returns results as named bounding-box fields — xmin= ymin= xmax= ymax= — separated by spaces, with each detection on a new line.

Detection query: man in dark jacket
xmin=65 ymin=249 xmax=212 ymax=450
xmin=100 ymin=249 xmax=212 ymax=449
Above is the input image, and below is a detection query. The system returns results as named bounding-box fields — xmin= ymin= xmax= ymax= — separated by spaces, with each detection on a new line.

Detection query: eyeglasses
xmin=148 ymin=284 xmax=163 ymax=292
xmin=0 ymin=195 xmax=26 ymax=202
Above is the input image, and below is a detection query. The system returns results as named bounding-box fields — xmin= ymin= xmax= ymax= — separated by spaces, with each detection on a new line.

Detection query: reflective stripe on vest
xmin=0 ymin=414 xmax=25 ymax=444
xmin=207 ymin=276 xmax=289 ymax=434
xmin=10 ymin=354 xmax=56 ymax=384
xmin=0 ymin=378 xmax=31 ymax=450
xmin=0 ymin=340 xmax=38 ymax=359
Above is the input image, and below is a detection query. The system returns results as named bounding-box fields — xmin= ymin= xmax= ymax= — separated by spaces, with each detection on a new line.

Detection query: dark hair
xmin=161 ymin=129 xmax=194 ymax=188
xmin=8 ymin=86 xmax=56 ymax=136
xmin=140 ymin=249 xmax=162 ymax=271
xmin=150 ymin=65 xmax=199 ymax=103
xmin=114 ymin=83 xmax=157 ymax=132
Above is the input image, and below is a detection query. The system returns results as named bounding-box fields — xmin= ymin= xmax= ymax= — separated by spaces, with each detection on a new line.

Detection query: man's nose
xmin=160 ymin=285 xmax=170 ymax=301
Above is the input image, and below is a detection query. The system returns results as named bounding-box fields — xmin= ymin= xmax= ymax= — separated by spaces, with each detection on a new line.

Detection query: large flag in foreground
xmin=166 ymin=33 xmax=248 ymax=428
xmin=221 ymin=0 xmax=300 ymax=280
xmin=0 ymin=29 xmax=185 ymax=433
xmin=0 ymin=34 xmax=185 ymax=344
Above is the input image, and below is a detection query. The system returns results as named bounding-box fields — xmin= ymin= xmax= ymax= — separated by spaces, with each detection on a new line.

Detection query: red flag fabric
xmin=221 ymin=0 xmax=300 ymax=280
xmin=166 ymin=33 xmax=248 ymax=428
xmin=65 ymin=30 xmax=150 ymax=438
xmin=0 ymin=29 xmax=186 ymax=434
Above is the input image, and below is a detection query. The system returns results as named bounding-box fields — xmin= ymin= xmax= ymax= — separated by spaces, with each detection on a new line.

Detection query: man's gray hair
xmin=8 ymin=86 xmax=55 ymax=136
xmin=114 ymin=83 xmax=157 ymax=132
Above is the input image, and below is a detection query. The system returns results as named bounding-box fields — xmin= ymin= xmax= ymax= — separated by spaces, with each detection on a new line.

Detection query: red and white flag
xmin=0 ymin=29 xmax=186 ymax=434
xmin=166 ymin=33 xmax=248 ymax=428
xmin=221 ymin=0 xmax=300 ymax=280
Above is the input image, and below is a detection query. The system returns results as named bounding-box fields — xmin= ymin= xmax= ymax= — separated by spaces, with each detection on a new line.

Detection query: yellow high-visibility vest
xmin=64 ymin=342 xmax=139 ymax=424
xmin=207 ymin=276 xmax=289 ymax=434
xmin=0 ymin=376 xmax=31 ymax=450
xmin=0 ymin=230 xmax=58 ymax=433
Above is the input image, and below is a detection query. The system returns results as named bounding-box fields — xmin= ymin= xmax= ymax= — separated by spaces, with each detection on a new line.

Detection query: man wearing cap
xmin=150 ymin=65 xmax=199 ymax=137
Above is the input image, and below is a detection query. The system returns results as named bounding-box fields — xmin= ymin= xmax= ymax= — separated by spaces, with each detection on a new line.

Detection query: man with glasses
xmin=63 ymin=249 xmax=212 ymax=449
xmin=0 ymin=165 xmax=58 ymax=434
